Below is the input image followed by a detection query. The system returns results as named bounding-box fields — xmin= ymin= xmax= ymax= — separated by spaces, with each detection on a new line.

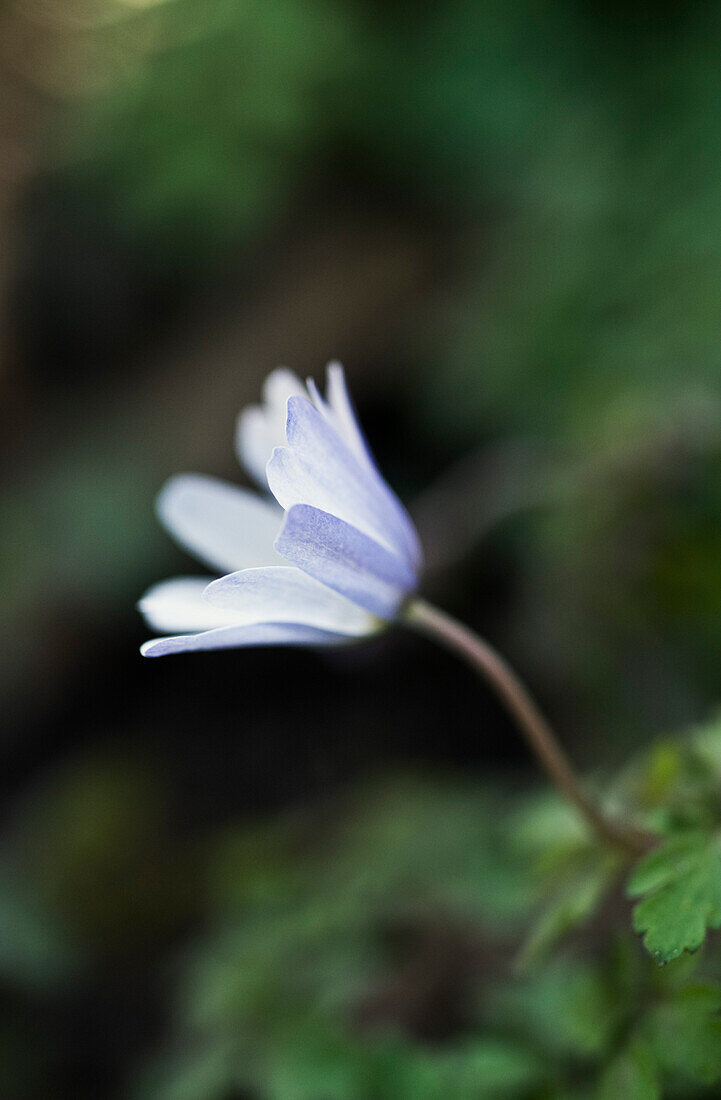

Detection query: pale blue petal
xmin=263 ymin=367 xmax=306 ymax=409
xmin=324 ymin=366 xmax=422 ymax=569
xmin=325 ymin=361 xmax=378 ymax=474
xmin=235 ymin=368 xmax=305 ymax=487
xmin=141 ymin=621 xmax=360 ymax=657
xmin=305 ymin=376 xmax=328 ymax=416
xmin=139 ymin=576 xmax=239 ymax=633
xmin=157 ymin=474 xmax=283 ymax=574
xmin=235 ymin=406 xmax=271 ymax=488
xmin=274 ymin=504 xmax=416 ymax=619
xmin=267 ymin=396 xmax=422 ymax=570
xmin=306 ymin=363 xmax=377 ymax=475
xmin=203 ymin=566 xmax=377 ymax=635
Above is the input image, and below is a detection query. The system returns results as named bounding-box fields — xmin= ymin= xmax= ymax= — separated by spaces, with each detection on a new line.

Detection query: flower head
xmin=139 ymin=363 xmax=422 ymax=656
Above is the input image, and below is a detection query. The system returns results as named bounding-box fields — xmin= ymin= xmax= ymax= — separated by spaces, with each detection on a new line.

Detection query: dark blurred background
xmin=4 ymin=1 xmax=721 ymax=1096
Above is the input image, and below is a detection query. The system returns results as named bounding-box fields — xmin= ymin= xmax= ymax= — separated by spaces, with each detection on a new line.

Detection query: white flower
xmin=139 ymin=363 xmax=422 ymax=656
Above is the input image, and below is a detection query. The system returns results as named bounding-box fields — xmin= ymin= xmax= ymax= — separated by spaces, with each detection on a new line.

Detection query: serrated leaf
xmin=643 ymin=983 xmax=721 ymax=1084
xmin=627 ymin=831 xmax=721 ymax=962
xmin=596 ymin=1039 xmax=660 ymax=1100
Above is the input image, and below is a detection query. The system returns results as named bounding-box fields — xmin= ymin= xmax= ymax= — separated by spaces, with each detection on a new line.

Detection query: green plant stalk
xmin=404 ymin=598 xmax=654 ymax=856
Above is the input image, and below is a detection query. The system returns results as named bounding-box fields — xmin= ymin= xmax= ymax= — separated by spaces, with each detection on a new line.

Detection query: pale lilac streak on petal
xmin=309 ymin=366 xmax=421 ymax=569
xmin=325 ymin=361 xmax=378 ymax=473
xmin=267 ymin=443 xmax=353 ymax=527
xmin=138 ymin=577 xmax=239 ymax=633
xmin=141 ymin=621 xmax=358 ymax=657
xmin=275 ymin=504 xmax=416 ymax=619
xmin=269 ymin=440 xmax=410 ymax=561
xmin=236 ymin=368 xmax=305 ymax=487
xmin=296 ymin=388 xmax=422 ymax=569
xmin=305 ymin=373 xmax=361 ymax=468
xmin=323 ymin=365 xmax=423 ymax=569
xmin=270 ymin=395 xmax=421 ymax=569
xmin=306 ymin=363 xmax=375 ymax=474
xmin=305 ymin=377 xmax=329 ymax=418
xmin=203 ymin=566 xmax=376 ymax=636
xmin=157 ymin=474 xmax=283 ymax=575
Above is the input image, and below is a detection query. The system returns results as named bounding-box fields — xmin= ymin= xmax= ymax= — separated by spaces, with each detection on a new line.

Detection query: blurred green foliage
xmin=5 ymin=727 xmax=721 ymax=1096
xmin=62 ymin=0 xmax=358 ymax=259
xmin=126 ymin=719 xmax=721 ymax=1097
xmin=124 ymin=718 xmax=721 ymax=1098
xmin=13 ymin=0 xmax=721 ymax=1095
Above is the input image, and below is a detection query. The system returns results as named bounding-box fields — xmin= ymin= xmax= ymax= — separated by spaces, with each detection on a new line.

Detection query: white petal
xmin=141 ymin=621 xmax=364 ymax=657
xmin=204 ymin=566 xmax=377 ymax=635
xmin=157 ymin=474 xmax=283 ymax=574
xmin=138 ymin=577 xmax=240 ymax=633
xmin=325 ymin=361 xmax=378 ymax=473
xmin=263 ymin=367 xmax=306 ymax=410
xmin=304 ymin=365 xmax=373 ymax=471
xmin=235 ymin=406 xmax=272 ymax=488
xmin=267 ymin=396 xmax=421 ymax=569
xmin=275 ymin=504 xmax=416 ymax=619
xmin=235 ymin=367 xmax=305 ymax=487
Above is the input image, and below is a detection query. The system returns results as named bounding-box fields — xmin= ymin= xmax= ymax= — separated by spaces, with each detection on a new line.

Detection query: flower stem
xmin=403 ymin=598 xmax=653 ymax=856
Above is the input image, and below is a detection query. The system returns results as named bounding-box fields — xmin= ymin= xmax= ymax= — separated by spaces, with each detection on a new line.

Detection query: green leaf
xmin=442 ymin=1039 xmax=542 ymax=1097
xmin=643 ymin=983 xmax=721 ymax=1084
xmin=596 ymin=1039 xmax=660 ymax=1100
xmin=495 ymin=958 xmax=620 ymax=1058
xmin=517 ymin=859 xmax=617 ymax=969
xmin=627 ymin=831 xmax=721 ymax=963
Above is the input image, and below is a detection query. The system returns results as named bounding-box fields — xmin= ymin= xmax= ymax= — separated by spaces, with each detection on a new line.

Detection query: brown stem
xmin=404 ymin=598 xmax=653 ymax=856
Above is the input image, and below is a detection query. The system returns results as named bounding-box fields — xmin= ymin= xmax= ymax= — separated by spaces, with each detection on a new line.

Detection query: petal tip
xmin=155 ymin=472 xmax=200 ymax=524
xmin=201 ymin=575 xmax=228 ymax=608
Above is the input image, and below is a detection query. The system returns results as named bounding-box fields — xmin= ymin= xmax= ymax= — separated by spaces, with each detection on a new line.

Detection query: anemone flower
xmin=138 ymin=362 xmax=652 ymax=857
xmin=139 ymin=363 xmax=422 ymax=656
